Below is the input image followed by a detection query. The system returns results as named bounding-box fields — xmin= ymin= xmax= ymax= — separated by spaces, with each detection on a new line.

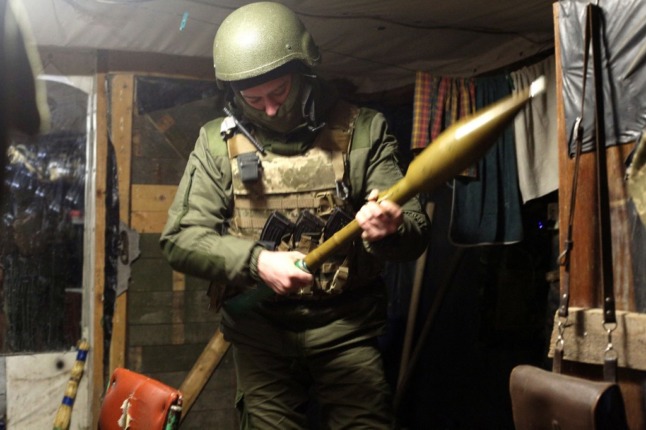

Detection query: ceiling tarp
xmin=21 ymin=0 xmax=555 ymax=92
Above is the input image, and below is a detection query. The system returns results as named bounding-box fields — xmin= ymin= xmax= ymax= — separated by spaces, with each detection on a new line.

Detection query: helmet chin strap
xmin=300 ymin=76 xmax=326 ymax=133
xmin=232 ymin=73 xmax=326 ymax=136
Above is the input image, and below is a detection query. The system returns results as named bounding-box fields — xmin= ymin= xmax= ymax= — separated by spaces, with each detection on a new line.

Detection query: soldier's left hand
xmin=356 ymin=189 xmax=403 ymax=241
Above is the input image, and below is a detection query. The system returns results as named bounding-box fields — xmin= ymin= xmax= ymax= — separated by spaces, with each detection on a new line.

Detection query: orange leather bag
xmin=98 ymin=367 xmax=182 ymax=430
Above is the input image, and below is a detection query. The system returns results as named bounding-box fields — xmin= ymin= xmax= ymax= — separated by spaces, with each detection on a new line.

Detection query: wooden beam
xmin=91 ymin=72 xmax=108 ymax=430
xmin=109 ymin=74 xmax=135 ymax=376
xmin=549 ymin=308 xmax=646 ymax=371
xmin=105 ymin=50 xmax=214 ymax=81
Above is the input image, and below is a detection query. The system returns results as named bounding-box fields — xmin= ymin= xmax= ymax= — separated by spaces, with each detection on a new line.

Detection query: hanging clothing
xmin=449 ymin=75 xmax=524 ymax=246
xmin=510 ymin=55 xmax=559 ymax=203
xmin=411 ymin=73 xmax=475 ymax=153
xmin=411 ymin=71 xmax=434 ymax=151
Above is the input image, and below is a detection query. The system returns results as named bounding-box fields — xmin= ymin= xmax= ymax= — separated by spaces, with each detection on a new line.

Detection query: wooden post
xmin=109 ymin=74 xmax=135 ymax=376
xmin=92 ymin=71 xmax=108 ymax=430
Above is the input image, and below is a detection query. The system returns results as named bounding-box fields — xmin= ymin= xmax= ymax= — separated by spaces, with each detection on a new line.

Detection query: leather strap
xmin=586 ymin=4 xmax=619 ymax=382
xmin=555 ymin=4 xmax=618 ymax=382
xmin=588 ymin=4 xmax=616 ymax=327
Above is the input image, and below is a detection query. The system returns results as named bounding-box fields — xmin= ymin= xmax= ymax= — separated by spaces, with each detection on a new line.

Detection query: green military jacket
xmin=160 ymin=90 xmax=429 ymax=349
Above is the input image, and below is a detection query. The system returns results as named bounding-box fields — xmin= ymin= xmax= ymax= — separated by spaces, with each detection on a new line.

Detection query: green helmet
xmin=213 ymin=2 xmax=321 ymax=83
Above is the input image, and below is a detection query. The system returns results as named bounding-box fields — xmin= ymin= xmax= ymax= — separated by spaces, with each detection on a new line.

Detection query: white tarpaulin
xmin=21 ymin=0 xmax=555 ymax=92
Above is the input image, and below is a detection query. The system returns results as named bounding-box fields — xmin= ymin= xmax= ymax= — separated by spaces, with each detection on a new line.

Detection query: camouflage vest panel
xmin=227 ymin=101 xmax=360 ymax=298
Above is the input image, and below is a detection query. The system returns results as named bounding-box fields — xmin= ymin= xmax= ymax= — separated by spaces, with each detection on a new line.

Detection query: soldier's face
xmin=240 ymin=74 xmax=293 ymax=117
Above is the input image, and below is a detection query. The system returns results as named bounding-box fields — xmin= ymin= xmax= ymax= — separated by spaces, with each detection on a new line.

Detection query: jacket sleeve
xmin=159 ymin=122 xmax=258 ymax=292
xmin=350 ymin=109 xmax=431 ymax=262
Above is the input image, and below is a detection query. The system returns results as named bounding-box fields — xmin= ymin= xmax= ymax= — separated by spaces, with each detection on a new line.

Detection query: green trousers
xmin=233 ymin=339 xmax=393 ymax=429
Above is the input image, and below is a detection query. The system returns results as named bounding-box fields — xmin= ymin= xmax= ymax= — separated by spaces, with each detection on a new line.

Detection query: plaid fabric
xmin=429 ymin=77 xmax=450 ymax=141
xmin=410 ymin=71 xmax=433 ymax=150
xmin=411 ymin=72 xmax=477 ymax=176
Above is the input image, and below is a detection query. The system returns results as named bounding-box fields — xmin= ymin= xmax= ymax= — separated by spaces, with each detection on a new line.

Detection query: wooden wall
xmin=98 ymin=53 xmax=239 ymax=428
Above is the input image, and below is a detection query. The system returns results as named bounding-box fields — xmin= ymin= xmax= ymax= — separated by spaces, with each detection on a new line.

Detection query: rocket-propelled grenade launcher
xmin=226 ymin=76 xmax=547 ymax=312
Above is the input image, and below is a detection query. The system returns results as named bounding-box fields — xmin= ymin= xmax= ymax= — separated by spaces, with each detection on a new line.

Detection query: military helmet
xmin=213 ymin=2 xmax=321 ymax=83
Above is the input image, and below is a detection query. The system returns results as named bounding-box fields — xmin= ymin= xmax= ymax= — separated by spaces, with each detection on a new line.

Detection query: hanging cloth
xmin=410 ymin=73 xmax=475 ymax=152
xmin=510 ymin=55 xmax=559 ymax=203
xmin=448 ymin=75 xmax=523 ymax=246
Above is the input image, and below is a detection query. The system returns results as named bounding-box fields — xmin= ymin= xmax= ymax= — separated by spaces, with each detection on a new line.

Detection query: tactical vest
xmin=223 ymin=101 xmax=361 ymax=298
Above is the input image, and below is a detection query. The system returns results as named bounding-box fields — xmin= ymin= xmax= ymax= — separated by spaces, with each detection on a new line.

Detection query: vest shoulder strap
xmin=313 ymin=99 xmax=360 ymax=154
xmin=218 ymin=101 xmax=360 ymax=184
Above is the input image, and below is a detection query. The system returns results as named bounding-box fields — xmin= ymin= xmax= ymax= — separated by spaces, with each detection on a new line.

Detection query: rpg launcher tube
xmin=302 ymin=75 xmax=547 ymax=272
xmin=225 ymin=76 xmax=546 ymax=313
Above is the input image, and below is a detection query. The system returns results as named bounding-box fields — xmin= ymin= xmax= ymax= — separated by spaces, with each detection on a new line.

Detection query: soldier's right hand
xmin=256 ymin=250 xmax=314 ymax=295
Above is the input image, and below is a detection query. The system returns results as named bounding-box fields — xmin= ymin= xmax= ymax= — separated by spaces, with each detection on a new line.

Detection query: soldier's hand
xmin=356 ymin=189 xmax=403 ymax=241
xmin=257 ymin=250 xmax=313 ymax=295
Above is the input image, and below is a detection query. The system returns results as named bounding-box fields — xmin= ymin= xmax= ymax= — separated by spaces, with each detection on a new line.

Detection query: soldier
xmin=160 ymin=2 xmax=430 ymax=428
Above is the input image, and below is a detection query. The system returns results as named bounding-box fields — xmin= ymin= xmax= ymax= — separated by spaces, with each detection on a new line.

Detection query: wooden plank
xmin=173 ymin=271 xmax=186 ymax=293
xmin=549 ymin=308 xmax=646 ymax=371
xmin=128 ymin=322 xmax=218 ymax=346
xmin=129 ymin=344 xmax=210 ymax=373
xmin=112 ymin=74 xmax=135 ymax=222
xmin=109 ymin=73 xmax=135 ymax=376
xmin=131 ymin=184 xmax=177 ymax=212
xmin=171 ymin=271 xmax=186 ymax=344
xmin=106 ymin=50 xmax=214 ymax=80
xmin=138 ymin=233 xmax=165 ymax=259
xmin=131 ymin=151 xmax=191 ymax=186
xmin=92 ymin=71 xmax=108 ymax=430
xmin=131 ymin=210 xmax=172 ymax=233
xmin=130 ymin=258 xmax=174 ymax=292
xmin=184 ymin=350 xmax=236 ymax=413
xmin=127 ymin=290 xmax=218 ymax=325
